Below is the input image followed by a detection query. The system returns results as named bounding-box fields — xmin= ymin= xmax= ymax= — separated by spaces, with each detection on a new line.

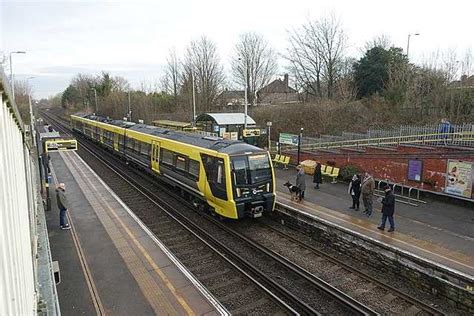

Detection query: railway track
xmin=43 ymin=112 xmax=374 ymax=314
xmin=42 ymin=112 xmax=298 ymax=314
xmin=230 ymin=217 xmax=446 ymax=315
xmin=42 ymin=112 xmax=446 ymax=315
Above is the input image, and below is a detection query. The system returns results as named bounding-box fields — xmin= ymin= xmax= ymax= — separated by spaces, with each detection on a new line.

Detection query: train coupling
xmin=248 ymin=205 xmax=264 ymax=218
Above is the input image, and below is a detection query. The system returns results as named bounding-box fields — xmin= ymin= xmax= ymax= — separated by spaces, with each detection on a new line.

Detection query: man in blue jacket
xmin=377 ymin=185 xmax=395 ymax=232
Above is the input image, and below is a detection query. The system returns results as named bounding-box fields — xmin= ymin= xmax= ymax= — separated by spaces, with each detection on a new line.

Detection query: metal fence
xmin=280 ymin=123 xmax=474 ymax=151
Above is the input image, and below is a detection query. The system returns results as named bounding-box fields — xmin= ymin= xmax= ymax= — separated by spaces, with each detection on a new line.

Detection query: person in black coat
xmin=313 ymin=162 xmax=322 ymax=189
xmin=377 ymin=185 xmax=395 ymax=232
xmin=348 ymin=174 xmax=361 ymax=211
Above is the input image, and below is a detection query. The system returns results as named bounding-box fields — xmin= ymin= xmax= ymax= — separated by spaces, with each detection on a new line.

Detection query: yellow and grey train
xmin=71 ymin=114 xmax=276 ymax=219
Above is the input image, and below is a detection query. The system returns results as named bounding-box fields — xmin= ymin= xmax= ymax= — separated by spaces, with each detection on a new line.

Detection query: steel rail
xmin=41 ymin=112 xmax=309 ymax=315
xmin=260 ymin=215 xmax=446 ymax=316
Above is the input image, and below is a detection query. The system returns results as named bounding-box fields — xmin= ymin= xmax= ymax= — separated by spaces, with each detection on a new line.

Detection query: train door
xmin=114 ymin=133 xmax=119 ymax=151
xmin=151 ymin=141 xmax=160 ymax=173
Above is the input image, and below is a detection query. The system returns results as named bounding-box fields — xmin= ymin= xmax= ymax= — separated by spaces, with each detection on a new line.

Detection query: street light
xmin=26 ymin=77 xmax=36 ymax=146
xmin=297 ymin=127 xmax=304 ymax=165
xmin=191 ymin=71 xmax=196 ymax=122
xmin=406 ymin=33 xmax=420 ymax=59
xmin=91 ymin=88 xmax=98 ymax=114
xmin=9 ymin=51 xmax=26 ymax=102
xmin=238 ymin=57 xmax=249 ymax=129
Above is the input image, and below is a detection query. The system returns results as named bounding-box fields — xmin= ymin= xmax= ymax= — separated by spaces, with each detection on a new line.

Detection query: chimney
xmin=283 ymin=73 xmax=289 ymax=86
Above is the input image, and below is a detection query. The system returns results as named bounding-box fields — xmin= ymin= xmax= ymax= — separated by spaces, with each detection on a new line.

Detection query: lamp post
xmin=238 ymin=57 xmax=249 ymax=129
xmin=297 ymin=127 xmax=304 ymax=165
xmin=27 ymin=76 xmax=36 ymax=146
xmin=406 ymin=33 xmax=420 ymax=59
xmin=91 ymin=88 xmax=98 ymax=114
xmin=266 ymin=121 xmax=272 ymax=152
xmin=9 ymin=51 xmax=26 ymax=102
xmin=191 ymin=71 xmax=196 ymax=122
xmin=127 ymin=90 xmax=132 ymax=121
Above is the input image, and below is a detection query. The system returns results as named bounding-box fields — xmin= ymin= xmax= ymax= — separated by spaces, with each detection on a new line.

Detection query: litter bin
xmin=300 ymin=160 xmax=317 ymax=175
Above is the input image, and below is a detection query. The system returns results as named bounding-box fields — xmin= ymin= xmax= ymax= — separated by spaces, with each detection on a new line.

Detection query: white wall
xmin=0 ymin=92 xmax=36 ymax=315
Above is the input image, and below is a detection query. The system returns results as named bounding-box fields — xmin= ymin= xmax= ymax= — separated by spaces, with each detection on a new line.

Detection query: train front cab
xmin=230 ymin=152 xmax=275 ymax=219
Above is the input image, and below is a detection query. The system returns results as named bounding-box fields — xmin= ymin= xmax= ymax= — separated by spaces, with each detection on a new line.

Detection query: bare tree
xmin=183 ymin=36 xmax=225 ymax=112
xmin=231 ymin=32 xmax=278 ymax=104
xmin=314 ymin=13 xmax=347 ymax=98
xmin=285 ymin=13 xmax=347 ymax=100
xmin=162 ymin=48 xmax=180 ymax=104
xmin=286 ymin=25 xmax=323 ymax=99
xmin=363 ymin=34 xmax=392 ymax=52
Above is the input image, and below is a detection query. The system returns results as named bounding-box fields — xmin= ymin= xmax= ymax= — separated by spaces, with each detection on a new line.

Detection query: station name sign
xmin=44 ymin=139 xmax=78 ymax=152
xmin=279 ymin=133 xmax=299 ymax=145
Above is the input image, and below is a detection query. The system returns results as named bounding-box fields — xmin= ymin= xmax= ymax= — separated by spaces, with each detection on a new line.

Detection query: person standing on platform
xmin=313 ymin=162 xmax=322 ymax=189
xmin=56 ymin=183 xmax=70 ymax=230
xmin=348 ymin=174 xmax=361 ymax=211
xmin=378 ymin=185 xmax=395 ymax=232
xmin=361 ymin=172 xmax=375 ymax=216
xmin=296 ymin=165 xmax=306 ymax=200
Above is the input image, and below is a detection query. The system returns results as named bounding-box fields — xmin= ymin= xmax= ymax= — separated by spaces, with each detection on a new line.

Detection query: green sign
xmin=279 ymin=133 xmax=299 ymax=145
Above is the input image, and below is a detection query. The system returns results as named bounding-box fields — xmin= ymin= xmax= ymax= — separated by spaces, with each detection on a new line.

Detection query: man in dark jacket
xmin=313 ymin=162 xmax=322 ymax=189
xmin=56 ymin=183 xmax=70 ymax=230
xmin=377 ymin=185 xmax=395 ymax=232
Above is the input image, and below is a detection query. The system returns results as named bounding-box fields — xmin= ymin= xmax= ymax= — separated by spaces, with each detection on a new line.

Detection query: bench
xmin=320 ymin=165 xmax=340 ymax=183
xmin=273 ymin=154 xmax=290 ymax=169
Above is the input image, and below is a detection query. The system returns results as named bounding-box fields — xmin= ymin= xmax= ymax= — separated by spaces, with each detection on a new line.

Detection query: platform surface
xmin=275 ymin=168 xmax=474 ymax=277
xmin=45 ymin=151 xmax=225 ymax=316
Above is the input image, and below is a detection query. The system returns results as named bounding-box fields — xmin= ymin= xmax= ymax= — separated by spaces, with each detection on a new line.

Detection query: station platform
xmin=275 ymin=168 xmax=474 ymax=277
xmin=45 ymin=150 xmax=226 ymax=315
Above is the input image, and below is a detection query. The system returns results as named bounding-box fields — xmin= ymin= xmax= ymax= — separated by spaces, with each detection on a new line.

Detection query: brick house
xmin=256 ymin=74 xmax=299 ymax=105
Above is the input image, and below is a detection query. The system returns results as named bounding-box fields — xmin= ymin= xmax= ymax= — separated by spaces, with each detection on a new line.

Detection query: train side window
xmin=140 ymin=143 xmax=150 ymax=156
xmin=161 ymin=149 xmax=174 ymax=165
xmin=189 ymin=159 xmax=200 ymax=179
xmin=176 ymin=155 xmax=187 ymax=172
xmin=127 ymin=138 xmax=134 ymax=149
xmin=201 ymin=154 xmax=227 ymax=200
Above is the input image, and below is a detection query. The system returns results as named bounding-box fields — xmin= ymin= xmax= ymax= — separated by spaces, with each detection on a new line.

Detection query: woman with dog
xmin=296 ymin=165 xmax=306 ymax=200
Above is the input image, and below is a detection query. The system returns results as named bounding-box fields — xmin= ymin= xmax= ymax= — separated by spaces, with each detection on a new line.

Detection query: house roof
xmin=195 ymin=113 xmax=256 ymax=126
xmin=218 ymin=90 xmax=245 ymax=98
xmin=258 ymin=78 xmax=297 ymax=94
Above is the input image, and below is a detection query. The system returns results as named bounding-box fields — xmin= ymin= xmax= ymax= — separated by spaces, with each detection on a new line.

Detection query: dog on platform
xmin=283 ymin=181 xmax=301 ymax=202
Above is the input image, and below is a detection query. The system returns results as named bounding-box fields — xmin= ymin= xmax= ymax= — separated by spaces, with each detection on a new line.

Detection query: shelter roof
xmin=195 ymin=113 xmax=256 ymax=126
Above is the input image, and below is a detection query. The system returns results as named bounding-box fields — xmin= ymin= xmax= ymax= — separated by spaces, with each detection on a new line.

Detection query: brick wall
xmin=285 ymin=145 xmax=474 ymax=199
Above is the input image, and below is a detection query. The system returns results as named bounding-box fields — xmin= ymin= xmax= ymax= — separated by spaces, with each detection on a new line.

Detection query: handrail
xmin=281 ymin=131 xmax=474 ymax=151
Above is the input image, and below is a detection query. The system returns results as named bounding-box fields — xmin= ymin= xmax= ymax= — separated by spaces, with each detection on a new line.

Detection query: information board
xmin=407 ymin=159 xmax=423 ymax=182
xmin=279 ymin=133 xmax=299 ymax=145
xmin=444 ymin=160 xmax=473 ymax=199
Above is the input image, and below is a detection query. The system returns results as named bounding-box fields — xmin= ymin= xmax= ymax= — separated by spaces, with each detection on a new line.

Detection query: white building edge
xmin=0 ymin=66 xmax=60 ymax=315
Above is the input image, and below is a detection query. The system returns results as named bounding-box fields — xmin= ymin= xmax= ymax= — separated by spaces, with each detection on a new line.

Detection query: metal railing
xmin=281 ymin=128 xmax=474 ymax=152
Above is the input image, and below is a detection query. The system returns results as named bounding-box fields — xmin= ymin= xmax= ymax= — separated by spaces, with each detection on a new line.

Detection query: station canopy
xmin=195 ymin=113 xmax=256 ymax=126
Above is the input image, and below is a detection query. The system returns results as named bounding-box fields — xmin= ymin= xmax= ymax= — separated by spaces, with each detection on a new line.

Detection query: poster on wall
xmin=407 ymin=159 xmax=423 ymax=182
xmin=444 ymin=160 xmax=474 ymax=199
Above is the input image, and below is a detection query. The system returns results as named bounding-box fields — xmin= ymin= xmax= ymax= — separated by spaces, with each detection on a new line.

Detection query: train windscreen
xmin=232 ymin=154 xmax=272 ymax=185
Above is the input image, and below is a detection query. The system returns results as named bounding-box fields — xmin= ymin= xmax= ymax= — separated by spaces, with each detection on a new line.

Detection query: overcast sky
xmin=1 ymin=0 xmax=473 ymax=98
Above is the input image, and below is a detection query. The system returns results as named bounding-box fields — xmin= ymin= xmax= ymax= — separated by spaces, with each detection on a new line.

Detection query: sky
xmin=1 ymin=0 xmax=473 ymax=98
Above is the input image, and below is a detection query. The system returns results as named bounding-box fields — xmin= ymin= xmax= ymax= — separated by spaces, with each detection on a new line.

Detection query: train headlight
xmin=236 ymin=188 xmax=242 ymax=198
xmin=266 ymin=183 xmax=270 ymax=192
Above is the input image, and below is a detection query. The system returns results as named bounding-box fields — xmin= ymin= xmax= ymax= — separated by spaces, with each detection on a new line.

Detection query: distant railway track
xmin=42 ymin=112 xmax=446 ymax=315
xmin=43 ymin=111 xmax=376 ymax=315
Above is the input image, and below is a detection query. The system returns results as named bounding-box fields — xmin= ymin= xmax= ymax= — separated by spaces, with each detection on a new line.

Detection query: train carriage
xmin=71 ymin=114 xmax=276 ymax=219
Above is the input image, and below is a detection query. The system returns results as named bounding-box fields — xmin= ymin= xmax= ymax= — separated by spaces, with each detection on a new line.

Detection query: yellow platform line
xmin=50 ymin=165 xmax=105 ymax=315
xmin=62 ymin=151 xmax=195 ymax=315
